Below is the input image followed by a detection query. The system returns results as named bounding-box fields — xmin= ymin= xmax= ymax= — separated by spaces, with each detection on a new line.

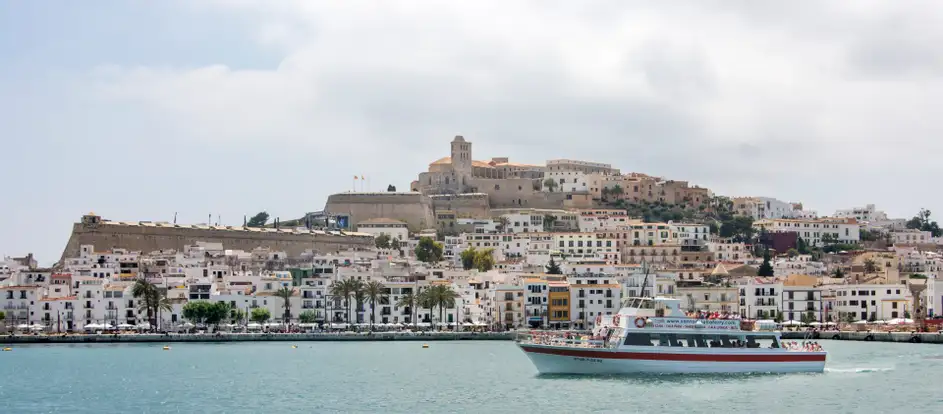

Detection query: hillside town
xmin=3 ymin=137 xmax=943 ymax=333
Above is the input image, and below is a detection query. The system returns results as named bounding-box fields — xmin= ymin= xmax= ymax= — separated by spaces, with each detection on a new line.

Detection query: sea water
xmin=1 ymin=340 xmax=940 ymax=413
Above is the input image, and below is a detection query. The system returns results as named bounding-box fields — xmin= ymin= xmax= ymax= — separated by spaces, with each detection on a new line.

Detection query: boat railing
xmin=515 ymin=331 xmax=606 ymax=348
xmin=780 ymin=340 xmax=824 ymax=353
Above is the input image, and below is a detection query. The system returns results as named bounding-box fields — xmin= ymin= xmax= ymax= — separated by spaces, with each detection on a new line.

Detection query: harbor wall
xmin=781 ymin=330 xmax=943 ymax=344
xmin=60 ymin=220 xmax=374 ymax=262
xmin=2 ymin=332 xmax=514 ymax=344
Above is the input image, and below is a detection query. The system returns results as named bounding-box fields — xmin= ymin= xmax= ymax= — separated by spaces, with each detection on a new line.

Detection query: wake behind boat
xmin=517 ymin=296 xmax=826 ymax=375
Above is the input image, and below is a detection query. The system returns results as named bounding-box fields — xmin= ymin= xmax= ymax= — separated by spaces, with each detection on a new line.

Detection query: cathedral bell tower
xmin=450 ymin=135 xmax=472 ymax=191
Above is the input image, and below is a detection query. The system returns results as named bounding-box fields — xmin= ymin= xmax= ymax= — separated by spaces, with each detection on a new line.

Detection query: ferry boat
xmin=517 ymin=296 xmax=826 ymax=375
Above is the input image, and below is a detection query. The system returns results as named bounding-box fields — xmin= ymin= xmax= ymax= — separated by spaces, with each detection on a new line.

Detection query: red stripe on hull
xmin=520 ymin=345 xmax=826 ymax=363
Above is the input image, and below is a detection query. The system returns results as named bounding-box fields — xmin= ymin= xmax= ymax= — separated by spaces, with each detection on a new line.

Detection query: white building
xmin=833 ymin=284 xmax=911 ymax=322
xmin=707 ymin=240 xmax=751 ymax=262
xmin=738 ymin=279 xmax=782 ymax=320
xmin=781 ymin=284 xmax=824 ymax=323
xmin=569 ymin=276 xmax=620 ymax=330
xmin=890 ymin=229 xmax=932 ymax=245
xmin=357 ymin=218 xmax=409 ymax=242
xmin=773 ymin=256 xmax=827 ymax=277
xmin=523 ymin=278 xmax=548 ymax=328
xmin=754 ymin=217 xmax=860 ymax=247
xmin=668 ymin=222 xmax=710 ymax=248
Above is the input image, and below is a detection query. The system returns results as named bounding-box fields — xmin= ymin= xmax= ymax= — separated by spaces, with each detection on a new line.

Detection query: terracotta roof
xmin=428 ymin=156 xmax=493 ymax=168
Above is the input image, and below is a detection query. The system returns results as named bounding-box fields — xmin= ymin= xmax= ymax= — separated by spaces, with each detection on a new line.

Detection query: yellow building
xmin=548 ymin=281 xmax=571 ymax=329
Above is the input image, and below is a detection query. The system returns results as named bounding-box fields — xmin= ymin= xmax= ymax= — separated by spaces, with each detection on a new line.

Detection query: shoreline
xmin=2 ymin=331 xmax=514 ymax=344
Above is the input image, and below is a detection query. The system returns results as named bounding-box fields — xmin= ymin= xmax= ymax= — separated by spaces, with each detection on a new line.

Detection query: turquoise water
xmin=1 ymin=340 xmax=941 ymax=413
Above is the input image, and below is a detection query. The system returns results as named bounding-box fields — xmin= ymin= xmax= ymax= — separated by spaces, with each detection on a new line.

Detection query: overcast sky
xmin=2 ymin=1 xmax=942 ymax=264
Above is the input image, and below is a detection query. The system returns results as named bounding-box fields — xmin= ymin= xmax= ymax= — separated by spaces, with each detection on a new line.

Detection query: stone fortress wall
xmin=59 ymin=215 xmax=374 ymax=262
xmin=324 ymin=192 xmax=435 ymax=232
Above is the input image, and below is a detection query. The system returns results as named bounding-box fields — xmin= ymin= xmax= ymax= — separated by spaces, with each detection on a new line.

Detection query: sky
xmin=2 ymin=1 xmax=942 ymax=265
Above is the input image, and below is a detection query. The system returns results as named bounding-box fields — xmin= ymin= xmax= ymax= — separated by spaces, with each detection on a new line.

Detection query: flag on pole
xmin=354 ymin=176 xmax=359 ymax=180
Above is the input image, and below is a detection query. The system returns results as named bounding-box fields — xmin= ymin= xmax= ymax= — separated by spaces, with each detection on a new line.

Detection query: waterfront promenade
xmin=2 ymin=331 xmax=513 ymax=344
xmin=781 ymin=329 xmax=943 ymax=344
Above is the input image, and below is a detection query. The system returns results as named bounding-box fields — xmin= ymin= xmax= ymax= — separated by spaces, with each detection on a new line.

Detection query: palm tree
xmin=154 ymin=290 xmax=173 ymax=331
xmin=396 ymin=291 xmax=419 ymax=329
xmin=329 ymin=280 xmax=347 ymax=325
xmin=132 ymin=278 xmax=157 ymax=329
xmin=349 ymin=279 xmax=365 ymax=325
xmin=363 ymin=280 xmax=384 ymax=330
xmin=433 ymin=285 xmax=460 ymax=329
xmin=418 ymin=287 xmax=437 ymax=329
xmin=275 ymin=286 xmax=294 ymax=324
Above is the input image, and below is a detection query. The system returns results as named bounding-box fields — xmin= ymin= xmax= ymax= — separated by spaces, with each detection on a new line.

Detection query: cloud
xmin=13 ymin=0 xmax=942 ymax=263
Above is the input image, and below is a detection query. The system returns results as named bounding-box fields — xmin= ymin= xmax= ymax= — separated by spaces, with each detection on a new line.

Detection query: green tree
xmin=907 ymin=208 xmax=942 ymax=237
xmin=601 ymin=187 xmax=611 ymax=201
xmin=414 ymin=237 xmax=444 ymax=263
xmin=430 ymin=284 xmax=459 ymax=328
xmin=299 ymin=310 xmax=319 ymax=323
xmin=757 ymin=249 xmax=774 ymax=276
xmin=543 ymin=178 xmax=558 ymax=192
xmin=460 ymin=247 xmax=477 ymax=270
xmin=396 ymin=291 xmax=419 ymax=328
xmin=363 ymin=280 xmax=385 ymax=330
xmin=774 ymin=311 xmax=784 ymax=323
xmin=230 ymin=308 xmax=246 ymax=324
xmin=418 ymin=287 xmax=437 ymax=329
xmin=610 ymin=185 xmax=624 ymax=199
xmin=375 ymin=233 xmax=392 ymax=249
xmin=387 ymin=184 xmax=396 ymax=192
xmin=330 ymin=280 xmax=352 ymax=324
xmin=543 ymin=215 xmax=557 ymax=232
xmin=206 ymin=302 xmax=230 ymax=328
xmin=275 ymin=286 xmax=294 ymax=323
xmin=182 ymin=301 xmax=212 ymax=325
xmin=719 ymin=216 xmax=755 ymax=242
xmin=545 ymin=257 xmax=563 ymax=274
xmin=0 ymin=311 xmax=5 ymax=325
xmin=351 ymin=280 xmax=366 ymax=324
xmin=864 ymin=258 xmax=879 ymax=274
xmin=833 ymin=267 xmax=846 ymax=278
xmin=132 ymin=278 xmax=159 ymax=330
xmin=796 ymin=237 xmax=809 ymax=254
xmin=474 ymin=248 xmax=495 ymax=272
xmin=247 ymin=211 xmax=270 ymax=227
xmin=786 ymin=248 xmax=799 ymax=258
xmin=910 ymin=273 xmax=928 ymax=279
xmin=250 ymin=307 xmax=271 ymax=323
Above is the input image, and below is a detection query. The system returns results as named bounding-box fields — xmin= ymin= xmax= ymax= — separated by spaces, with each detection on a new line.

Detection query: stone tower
xmin=450 ymin=135 xmax=472 ymax=191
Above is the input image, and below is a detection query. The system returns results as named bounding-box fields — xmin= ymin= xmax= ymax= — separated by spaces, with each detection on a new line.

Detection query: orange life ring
xmin=634 ymin=317 xmax=646 ymax=328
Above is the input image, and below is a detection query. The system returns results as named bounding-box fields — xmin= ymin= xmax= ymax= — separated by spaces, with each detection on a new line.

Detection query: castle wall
xmin=324 ymin=192 xmax=434 ymax=232
xmin=429 ymin=193 xmax=490 ymax=218
xmin=60 ymin=222 xmax=374 ymax=262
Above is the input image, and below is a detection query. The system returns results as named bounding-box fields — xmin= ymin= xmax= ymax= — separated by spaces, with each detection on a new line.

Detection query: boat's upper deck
xmin=611 ymin=297 xmax=744 ymax=332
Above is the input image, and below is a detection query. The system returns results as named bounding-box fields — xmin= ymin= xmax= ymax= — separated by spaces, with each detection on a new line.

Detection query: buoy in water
xmin=162 ymin=346 xmax=171 ymax=351
xmin=2 ymin=347 xmax=12 ymax=352
xmin=422 ymin=344 xmax=429 ymax=348
xmin=291 ymin=345 xmax=298 ymax=349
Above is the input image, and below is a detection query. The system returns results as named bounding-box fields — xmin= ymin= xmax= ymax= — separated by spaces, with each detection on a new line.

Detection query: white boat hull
xmin=519 ymin=344 xmax=826 ymax=375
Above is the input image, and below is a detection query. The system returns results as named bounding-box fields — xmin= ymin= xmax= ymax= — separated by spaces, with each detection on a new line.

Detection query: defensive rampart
xmin=324 ymin=192 xmax=434 ymax=231
xmin=59 ymin=219 xmax=373 ymax=262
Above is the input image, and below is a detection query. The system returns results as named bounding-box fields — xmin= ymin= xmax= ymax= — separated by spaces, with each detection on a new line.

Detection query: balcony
xmin=3 ymin=304 xmax=28 ymax=310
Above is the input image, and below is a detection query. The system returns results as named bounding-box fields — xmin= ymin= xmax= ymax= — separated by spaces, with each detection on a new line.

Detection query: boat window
xmin=749 ymin=335 xmax=780 ymax=349
xmin=640 ymin=300 xmax=654 ymax=309
xmin=623 ymin=333 xmax=654 ymax=346
xmin=694 ymin=335 xmax=708 ymax=348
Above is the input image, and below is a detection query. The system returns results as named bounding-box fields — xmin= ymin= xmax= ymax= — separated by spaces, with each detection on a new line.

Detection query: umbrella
xmin=117 ymin=323 xmax=135 ymax=329
xmin=179 ymin=322 xmax=195 ymax=328
xmin=808 ymin=322 xmax=823 ymax=326
xmin=872 ymin=320 xmax=887 ymax=325
xmin=84 ymin=323 xmax=102 ymax=329
xmin=853 ymin=320 xmax=869 ymax=325
xmin=102 ymin=324 xmax=115 ymax=330
xmin=888 ymin=318 xmax=914 ymax=325
xmin=29 ymin=325 xmax=46 ymax=331
xmin=16 ymin=324 xmax=30 ymax=330
xmin=246 ymin=323 xmax=262 ymax=328
xmin=782 ymin=320 xmax=802 ymax=326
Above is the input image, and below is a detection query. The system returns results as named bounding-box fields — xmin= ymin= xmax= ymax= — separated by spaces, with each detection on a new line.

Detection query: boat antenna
xmin=639 ymin=259 xmax=652 ymax=300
